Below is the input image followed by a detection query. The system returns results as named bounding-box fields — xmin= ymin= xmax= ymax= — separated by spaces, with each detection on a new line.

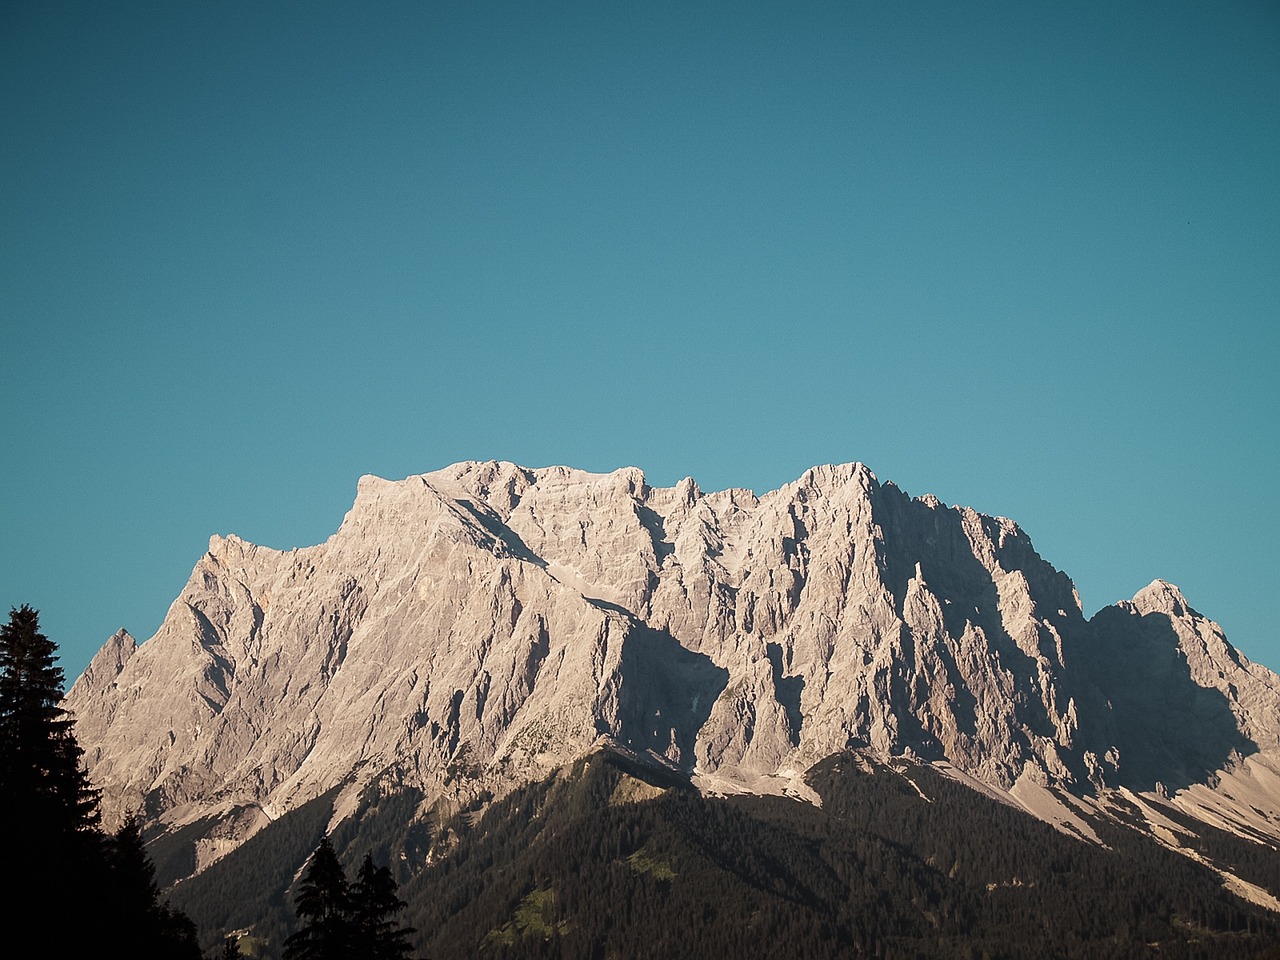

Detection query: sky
xmin=2 ymin=0 xmax=1277 ymax=683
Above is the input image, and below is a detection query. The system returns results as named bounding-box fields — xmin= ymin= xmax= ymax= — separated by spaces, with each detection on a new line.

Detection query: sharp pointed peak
xmin=1130 ymin=579 xmax=1193 ymax=618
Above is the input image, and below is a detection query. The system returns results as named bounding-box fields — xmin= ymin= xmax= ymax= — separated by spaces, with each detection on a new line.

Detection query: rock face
xmin=65 ymin=461 xmax=1280 ymax=876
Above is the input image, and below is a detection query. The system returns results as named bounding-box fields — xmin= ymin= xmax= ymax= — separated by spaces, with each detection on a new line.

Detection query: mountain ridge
xmin=64 ymin=459 xmax=1280 ymax=906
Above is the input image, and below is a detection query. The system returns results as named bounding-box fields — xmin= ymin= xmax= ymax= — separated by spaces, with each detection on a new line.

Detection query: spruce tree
xmin=284 ymin=836 xmax=355 ymax=960
xmin=109 ymin=815 xmax=164 ymax=919
xmin=351 ymin=852 xmax=416 ymax=960
xmin=0 ymin=604 xmax=100 ymax=836
xmin=107 ymin=815 xmax=205 ymax=958
xmin=0 ymin=605 xmax=107 ymax=954
xmin=0 ymin=606 xmax=203 ymax=957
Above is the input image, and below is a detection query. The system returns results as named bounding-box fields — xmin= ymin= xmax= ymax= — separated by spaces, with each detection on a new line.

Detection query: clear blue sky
xmin=3 ymin=1 xmax=1277 ymax=682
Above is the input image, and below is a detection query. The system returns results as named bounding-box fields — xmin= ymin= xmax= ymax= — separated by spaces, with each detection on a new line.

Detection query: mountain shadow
xmin=454 ymin=498 xmax=548 ymax=568
xmin=872 ymin=485 xmax=1075 ymax=751
xmin=766 ymin=641 xmax=804 ymax=745
xmin=164 ymin=786 xmax=342 ymax=955
xmin=614 ymin=623 xmax=729 ymax=769
xmin=870 ymin=483 xmax=1253 ymax=796
xmin=1079 ymin=604 xmax=1255 ymax=794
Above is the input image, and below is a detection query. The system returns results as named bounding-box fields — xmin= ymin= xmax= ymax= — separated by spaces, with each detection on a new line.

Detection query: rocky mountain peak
xmin=1129 ymin=578 xmax=1193 ymax=618
xmin=77 ymin=628 xmax=135 ymax=688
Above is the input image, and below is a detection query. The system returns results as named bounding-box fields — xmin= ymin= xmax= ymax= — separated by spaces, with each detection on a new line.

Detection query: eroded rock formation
xmin=65 ymin=461 xmax=1280 ymax=879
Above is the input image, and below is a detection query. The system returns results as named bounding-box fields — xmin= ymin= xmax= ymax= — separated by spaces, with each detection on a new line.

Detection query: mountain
xmin=63 ymin=461 xmax=1280 ymax=948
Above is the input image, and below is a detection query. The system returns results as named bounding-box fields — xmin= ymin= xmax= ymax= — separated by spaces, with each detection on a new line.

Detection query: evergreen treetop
xmin=284 ymin=838 xmax=416 ymax=960
xmin=284 ymin=836 xmax=355 ymax=960
xmin=0 ymin=603 xmax=100 ymax=834
xmin=352 ymin=852 xmax=416 ymax=960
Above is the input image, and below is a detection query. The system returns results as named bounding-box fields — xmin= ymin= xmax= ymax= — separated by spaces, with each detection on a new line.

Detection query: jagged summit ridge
xmin=65 ymin=460 xmax=1280 ymax=881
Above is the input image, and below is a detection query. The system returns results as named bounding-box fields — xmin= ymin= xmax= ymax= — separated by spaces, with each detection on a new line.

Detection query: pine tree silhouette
xmin=285 ymin=838 xmax=418 ymax=960
xmin=284 ymin=836 xmax=355 ymax=960
xmin=0 ymin=605 xmax=107 ymax=954
xmin=108 ymin=814 xmax=204 ymax=957
xmin=351 ymin=852 xmax=416 ymax=960
xmin=0 ymin=604 xmax=101 ymax=839
xmin=0 ymin=605 xmax=202 ymax=957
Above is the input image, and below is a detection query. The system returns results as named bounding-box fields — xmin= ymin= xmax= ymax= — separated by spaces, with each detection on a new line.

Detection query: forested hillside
xmin=169 ymin=750 xmax=1280 ymax=959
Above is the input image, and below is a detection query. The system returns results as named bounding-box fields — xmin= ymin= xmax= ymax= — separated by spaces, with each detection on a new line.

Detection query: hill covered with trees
xmin=170 ymin=748 xmax=1280 ymax=959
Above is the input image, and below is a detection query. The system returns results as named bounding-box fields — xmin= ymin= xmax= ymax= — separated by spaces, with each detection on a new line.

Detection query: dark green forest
xmin=170 ymin=747 xmax=1280 ymax=960
xmin=7 ymin=604 xmax=1280 ymax=959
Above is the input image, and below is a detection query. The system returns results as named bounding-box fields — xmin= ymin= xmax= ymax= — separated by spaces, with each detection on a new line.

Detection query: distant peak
xmin=787 ymin=462 xmax=879 ymax=501
xmin=675 ymin=476 xmax=701 ymax=503
xmin=1131 ymin=579 xmax=1192 ymax=618
xmin=70 ymin=627 xmax=137 ymax=693
xmin=804 ymin=462 xmax=875 ymax=483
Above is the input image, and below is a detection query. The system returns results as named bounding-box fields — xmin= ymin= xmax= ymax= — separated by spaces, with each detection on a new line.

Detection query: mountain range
xmin=63 ymin=460 xmax=1280 ymax=953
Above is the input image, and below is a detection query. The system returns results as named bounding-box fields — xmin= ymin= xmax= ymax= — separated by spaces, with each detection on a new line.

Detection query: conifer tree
xmin=0 ymin=605 xmax=107 ymax=954
xmin=107 ymin=815 xmax=205 ymax=958
xmin=110 ymin=815 xmax=164 ymax=918
xmin=351 ymin=852 xmax=416 ymax=960
xmin=0 ymin=606 xmax=203 ymax=957
xmin=284 ymin=836 xmax=355 ymax=960
xmin=0 ymin=604 xmax=100 ymax=837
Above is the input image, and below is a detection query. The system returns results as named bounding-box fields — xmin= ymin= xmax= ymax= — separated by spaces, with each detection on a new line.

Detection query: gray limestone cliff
xmin=64 ymin=461 xmax=1280 ymax=883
